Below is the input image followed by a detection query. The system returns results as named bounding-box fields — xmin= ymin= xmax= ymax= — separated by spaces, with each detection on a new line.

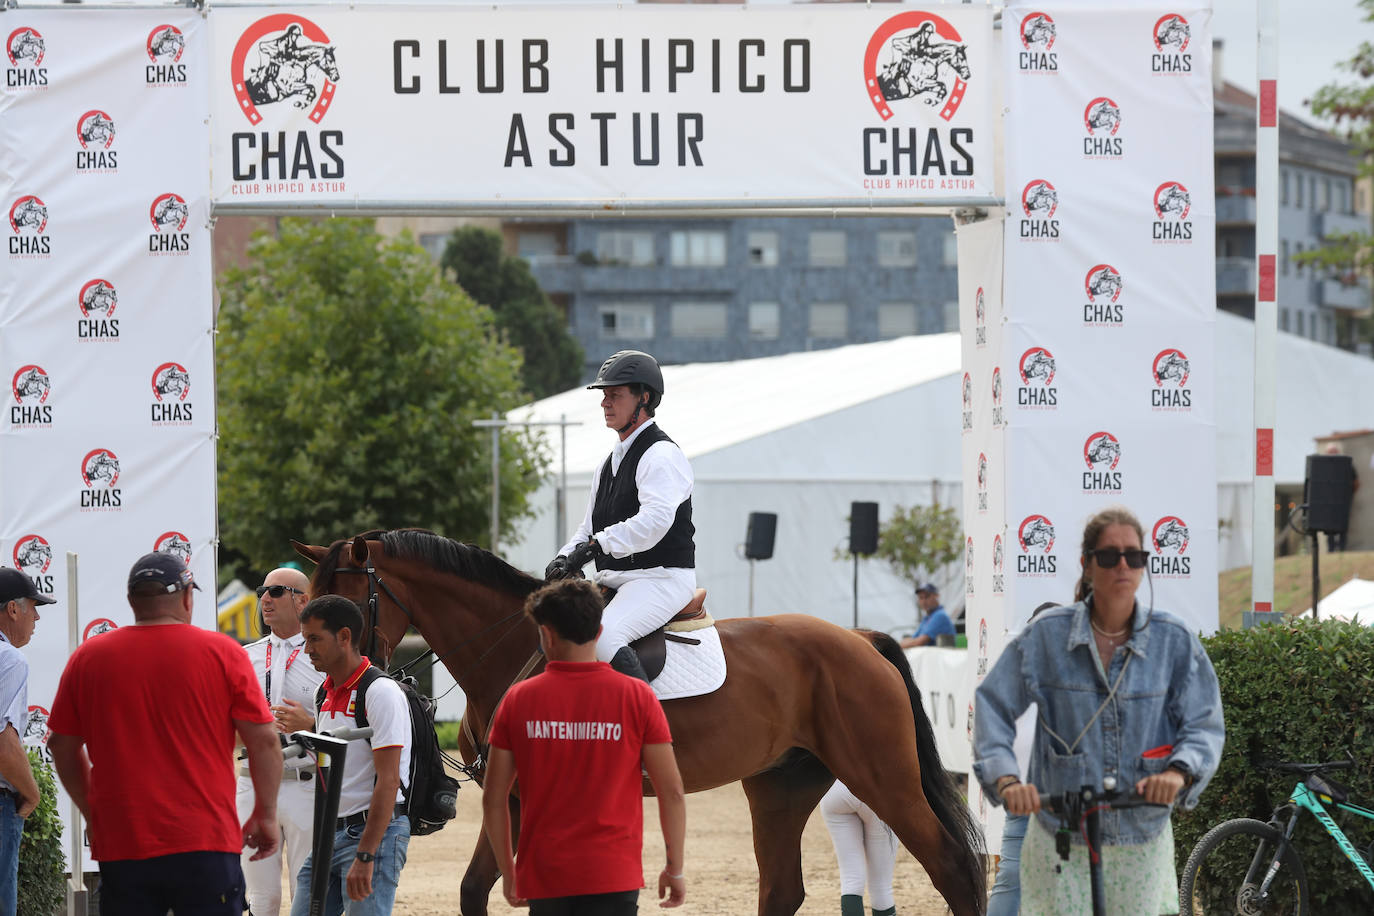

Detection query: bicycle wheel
xmin=1179 ymin=818 xmax=1308 ymax=915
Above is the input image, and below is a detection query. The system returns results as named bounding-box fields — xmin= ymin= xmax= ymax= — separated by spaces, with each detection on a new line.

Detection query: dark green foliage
xmin=435 ymin=720 xmax=462 ymax=750
xmin=440 ymin=227 xmax=583 ymax=398
xmin=217 ymin=219 xmax=548 ymax=579
xmin=1175 ymin=619 xmax=1374 ymax=911
xmin=18 ymin=748 xmax=64 ymax=916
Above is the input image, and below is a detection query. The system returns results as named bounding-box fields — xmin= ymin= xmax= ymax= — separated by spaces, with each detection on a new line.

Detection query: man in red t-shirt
xmin=484 ymin=579 xmax=686 ymax=914
xmin=48 ymin=552 xmax=282 ymax=915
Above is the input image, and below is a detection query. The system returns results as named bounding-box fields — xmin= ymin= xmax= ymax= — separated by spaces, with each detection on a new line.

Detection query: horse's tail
xmin=862 ymin=630 xmax=987 ymax=903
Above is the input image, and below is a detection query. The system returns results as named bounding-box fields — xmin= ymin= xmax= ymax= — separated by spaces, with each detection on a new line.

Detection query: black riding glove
xmin=564 ymin=539 xmax=604 ymax=574
xmin=544 ymin=555 xmax=571 ymax=581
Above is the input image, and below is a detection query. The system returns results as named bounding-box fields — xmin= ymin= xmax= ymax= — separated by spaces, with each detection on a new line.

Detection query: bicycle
xmin=1179 ymin=758 xmax=1374 ymax=914
xmin=1037 ymin=777 xmax=1168 ymax=916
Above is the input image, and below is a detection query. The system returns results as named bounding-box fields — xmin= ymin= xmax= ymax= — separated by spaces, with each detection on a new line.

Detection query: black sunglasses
xmin=1086 ymin=548 xmax=1150 ymax=569
xmin=256 ymin=585 xmax=305 ymax=599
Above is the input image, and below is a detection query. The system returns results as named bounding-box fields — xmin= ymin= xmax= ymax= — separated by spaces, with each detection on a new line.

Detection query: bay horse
xmin=295 ymin=529 xmax=986 ymax=915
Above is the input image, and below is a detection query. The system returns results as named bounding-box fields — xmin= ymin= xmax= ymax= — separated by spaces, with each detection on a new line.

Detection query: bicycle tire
xmin=1179 ymin=817 xmax=1309 ymax=916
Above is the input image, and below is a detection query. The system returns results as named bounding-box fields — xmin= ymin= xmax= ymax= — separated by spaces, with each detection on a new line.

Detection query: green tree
xmin=18 ymin=748 xmax=64 ymax=916
xmin=217 ymin=218 xmax=548 ymax=580
xmin=874 ymin=503 xmax=964 ymax=593
xmin=1295 ymin=0 xmax=1374 ymax=346
xmin=440 ymin=227 xmax=583 ymax=398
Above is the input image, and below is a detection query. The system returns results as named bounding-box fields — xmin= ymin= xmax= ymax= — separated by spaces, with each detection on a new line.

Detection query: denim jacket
xmin=973 ymin=599 xmax=1224 ymax=846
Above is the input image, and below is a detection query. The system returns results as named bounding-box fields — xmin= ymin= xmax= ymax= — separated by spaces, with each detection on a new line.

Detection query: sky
xmin=1211 ymin=0 xmax=1373 ymax=128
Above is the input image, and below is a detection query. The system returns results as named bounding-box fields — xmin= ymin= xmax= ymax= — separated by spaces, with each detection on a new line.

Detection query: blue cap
xmin=127 ymin=552 xmax=200 ymax=595
xmin=916 ymin=582 xmax=939 ymax=595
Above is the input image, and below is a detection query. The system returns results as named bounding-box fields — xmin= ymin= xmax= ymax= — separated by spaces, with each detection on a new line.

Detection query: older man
xmin=240 ymin=567 xmax=323 ymax=915
xmin=0 ymin=568 xmax=50 ymax=914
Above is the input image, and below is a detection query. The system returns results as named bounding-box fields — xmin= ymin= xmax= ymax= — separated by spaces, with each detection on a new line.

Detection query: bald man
xmin=238 ymin=568 xmax=325 ymax=915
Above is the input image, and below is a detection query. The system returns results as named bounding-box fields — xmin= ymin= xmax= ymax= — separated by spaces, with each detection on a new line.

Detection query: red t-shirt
xmin=488 ymin=661 xmax=672 ymax=900
xmin=48 ymin=623 xmax=272 ymax=861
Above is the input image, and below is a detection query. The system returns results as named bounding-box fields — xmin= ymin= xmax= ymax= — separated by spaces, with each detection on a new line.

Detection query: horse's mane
xmin=312 ymin=528 xmax=544 ymax=598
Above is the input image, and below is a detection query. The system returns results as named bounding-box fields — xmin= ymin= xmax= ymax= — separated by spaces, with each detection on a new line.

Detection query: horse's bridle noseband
xmin=333 ymin=564 xmax=414 ymax=669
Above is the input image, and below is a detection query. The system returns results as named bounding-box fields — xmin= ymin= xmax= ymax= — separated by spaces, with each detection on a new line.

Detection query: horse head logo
xmin=1021 ymin=180 xmax=1058 ymax=218
xmin=961 ymin=372 xmax=972 ymax=409
xmin=9 ymin=196 xmax=47 ymax=234
xmin=79 ymin=279 xmax=118 ymax=317
xmin=12 ymin=366 xmax=50 ymax=404
xmin=993 ymin=535 xmax=1004 ymax=572
xmin=975 ymin=288 xmax=986 ymax=325
xmin=1153 ymin=517 xmax=1190 ymax=555
xmin=234 ymin=16 xmax=341 ymax=126
xmin=14 ymin=535 xmax=52 ymax=575
xmin=1083 ymin=432 xmax=1121 ymax=469
xmin=152 ymin=363 xmax=191 ymax=401
xmin=966 ymin=537 xmax=974 ymax=571
xmin=1085 ymin=98 xmax=1122 ymax=136
xmin=82 ymin=449 xmax=120 ymax=487
xmin=1153 ymin=15 xmax=1190 ymax=52
xmin=991 ymin=367 xmax=1003 ymax=405
xmin=977 ymin=453 xmax=988 ymax=490
xmin=23 ymin=706 xmax=48 ymax=744
xmin=1154 ymin=182 xmax=1191 ymax=220
xmin=156 ymin=532 xmax=193 ymax=563
xmin=1018 ymin=347 xmax=1055 ymax=386
xmin=1085 ymin=265 xmax=1123 ymax=303
xmin=865 ymin=12 xmax=971 ymax=122
xmin=6 ymin=28 xmax=45 ymax=67
xmin=150 ymin=194 xmax=189 ymax=232
xmin=78 ymin=111 xmax=116 ymax=149
xmin=1018 ymin=515 xmax=1055 ymax=553
xmin=83 ymin=619 xmax=118 ymax=641
xmin=147 ymin=25 xmax=185 ymax=63
xmin=1019 ymin=13 xmax=1056 ymax=50
xmin=1153 ymin=349 xmax=1190 ymax=387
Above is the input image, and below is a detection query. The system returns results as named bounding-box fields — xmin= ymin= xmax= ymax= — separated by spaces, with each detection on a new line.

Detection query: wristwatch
xmin=355 ymin=850 xmax=376 ymax=863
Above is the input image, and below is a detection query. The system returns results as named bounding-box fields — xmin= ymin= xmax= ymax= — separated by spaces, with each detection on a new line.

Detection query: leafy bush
xmin=1175 ymin=619 xmax=1374 ymax=911
xmin=18 ymin=747 xmax=64 ymax=916
xmin=435 ymin=720 xmax=462 ymax=750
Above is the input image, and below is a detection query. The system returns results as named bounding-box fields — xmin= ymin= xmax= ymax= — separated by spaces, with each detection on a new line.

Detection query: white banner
xmin=1 ymin=9 xmax=213 ymax=871
xmin=208 ymin=4 xmax=995 ymax=207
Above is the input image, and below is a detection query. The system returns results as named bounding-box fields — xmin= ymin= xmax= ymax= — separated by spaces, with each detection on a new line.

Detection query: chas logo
xmin=149 ymin=193 xmax=191 ymax=255
xmin=76 ymin=110 xmax=118 ymax=172
xmin=81 ymin=448 xmax=122 ymax=511
xmin=1082 ymin=431 xmax=1123 ymax=492
xmin=1083 ymin=97 xmax=1123 ymax=159
xmin=83 ymin=618 xmax=118 ymax=641
xmin=24 ymin=706 xmax=49 ymax=746
xmin=991 ymin=534 xmax=1005 ymax=594
xmin=961 ymin=371 xmax=973 ymax=431
xmin=13 ymin=534 xmax=52 ymax=576
xmin=976 ymin=452 xmax=988 ymax=512
xmin=1018 ymin=13 xmax=1057 ymax=72
xmin=990 ymin=366 xmax=1005 ymax=427
xmin=10 ymin=364 xmax=52 ymax=428
xmin=1151 ymin=515 xmax=1192 ymax=577
xmin=155 ymin=530 xmax=193 ymax=563
xmin=7 ymin=195 xmax=50 ymax=258
xmin=1017 ymin=347 xmax=1057 ymax=409
xmin=1019 ymin=179 xmax=1059 ymax=240
xmin=146 ymin=25 xmax=188 ymax=85
xmin=1152 ymin=15 xmax=1192 ymax=73
xmin=5 ymin=27 xmax=47 ymax=89
xmin=1016 ymin=514 xmax=1057 ymax=576
xmin=965 ymin=536 xmax=975 ymax=596
xmin=1151 ymin=348 xmax=1192 ymax=411
xmin=151 ymin=362 xmax=193 ymax=424
xmin=1152 ymin=181 xmax=1192 ymax=242
xmin=974 ymin=286 xmax=987 ymax=347
xmin=78 ymin=279 xmax=120 ymax=341
xmin=1084 ymin=264 xmax=1124 ymax=326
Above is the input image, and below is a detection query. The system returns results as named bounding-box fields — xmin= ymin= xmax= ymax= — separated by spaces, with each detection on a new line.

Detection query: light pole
xmin=471 ymin=412 xmax=582 ymax=556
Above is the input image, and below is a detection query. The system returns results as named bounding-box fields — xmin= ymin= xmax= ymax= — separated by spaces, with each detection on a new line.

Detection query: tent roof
xmin=1300 ymin=578 xmax=1374 ymax=623
xmin=511 ymin=333 xmax=961 ymax=476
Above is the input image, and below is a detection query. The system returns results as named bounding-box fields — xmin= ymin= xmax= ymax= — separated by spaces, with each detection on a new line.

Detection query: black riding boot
xmin=609 ymin=646 xmax=650 ymax=683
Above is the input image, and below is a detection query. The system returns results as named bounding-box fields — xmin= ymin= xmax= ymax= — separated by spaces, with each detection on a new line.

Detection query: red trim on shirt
xmin=320 ymin=658 xmax=371 ymax=714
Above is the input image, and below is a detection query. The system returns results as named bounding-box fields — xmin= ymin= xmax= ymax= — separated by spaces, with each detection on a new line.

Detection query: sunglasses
xmin=256 ymin=585 xmax=305 ymax=599
xmin=1087 ymin=548 xmax=1150 ymax=569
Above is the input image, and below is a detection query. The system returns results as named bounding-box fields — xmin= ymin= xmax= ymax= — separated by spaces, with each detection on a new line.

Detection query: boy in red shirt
xmin=483 ymin=579 xmax=686 ymax=914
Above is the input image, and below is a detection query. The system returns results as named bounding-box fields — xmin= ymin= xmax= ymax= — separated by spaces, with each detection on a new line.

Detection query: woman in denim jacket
xmin=973 ymin=506 xmax=1224 ymax=915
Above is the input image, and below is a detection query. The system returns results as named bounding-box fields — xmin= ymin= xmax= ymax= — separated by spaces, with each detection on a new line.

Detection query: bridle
xmin=332 ymin=562 xmax=415 ymax=669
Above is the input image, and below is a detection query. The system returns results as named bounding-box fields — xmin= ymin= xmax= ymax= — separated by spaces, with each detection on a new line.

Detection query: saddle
xmin=599 ymin=586 xmax=712 ymax=682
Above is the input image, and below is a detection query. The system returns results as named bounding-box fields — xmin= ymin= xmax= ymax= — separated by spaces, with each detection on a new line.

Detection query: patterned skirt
xmin=1020 ymin=816 xmax=1179 ymax=916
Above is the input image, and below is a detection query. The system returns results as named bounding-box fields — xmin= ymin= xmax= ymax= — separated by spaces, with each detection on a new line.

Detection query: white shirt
xmin=0 ymin=632 xmax=27 ymax=793
xmin=317 ymin=664 xmax=412 ymax=817
xmin=561 ymin=420 xmax=695 ymax=562
xmin=240 ymin=631 xmax=324 ymax=775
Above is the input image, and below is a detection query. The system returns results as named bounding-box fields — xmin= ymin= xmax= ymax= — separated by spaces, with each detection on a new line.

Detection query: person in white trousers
xmin=237 ymin=567 xmax=324 ymax=915
xmin=545 ymin=350 xmax=696 ymax=682
xmin=821 ymin=780 xmax=898 ymax=916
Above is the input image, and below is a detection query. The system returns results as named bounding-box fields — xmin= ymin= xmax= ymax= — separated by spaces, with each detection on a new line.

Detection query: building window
xmin=1309 ymin=176 xmax=1317 ymax=210
xmin=516 ymin=230 xmax=559 ymax=262
xmin=418 ymin=232 xmax=448 ymax=262
xmin=809 ymin=302 xmax=848 ymax=339
xmin=1323 ymin=313 xmax=1334 ymax=343
xmin=878 ymin=303 xmax=918 ymax=338
xmin=1337 ymin=182 xmax=1349 ymax=214
xmin=877 ymin=231 xmax=917 ymax=267
xmin=1295 ymin=173 xmax=1304 ymax=208
xmin=599 ymin=303 xmax=654 ymax=340
xmin=746 ymin=231 xmax=779 ymax=267
xmin=1281 ymin=170 xmax=1290 ymax=206
xmin=596 ymin=230 xmax=655 ymax=266
xmin=748 ymin=302 xmax=780 ymax=340
xmin=1281 ymin=239 xmax=1289 ymax=275
xmin=808 ymin=231 xmax=847 ymax=267
xmin=1296 ymin=311 xmax=1305 ymax=336
xmin=669 ymin=230 xmax=726 ymax=267
xmin=1320 ymin=178 xmax=1331 ymax=212
xmin=670 ymin=302 xmax=728 ymax=339
xmin=1279 ymin=307 xmax=1289 ymax=331
xmin=942 ymin=233 xmax=958 ymax=268
xmin=942 ymin=301 xmax=960 ymax=332
xmin=1295 ymin=242 xmax=1304 ymax=275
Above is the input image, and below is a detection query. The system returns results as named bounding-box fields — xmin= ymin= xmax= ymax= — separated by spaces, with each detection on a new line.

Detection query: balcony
xmin=1316 ymin=277 xmax=1371 ymax=312
xmin=1217 ymin=257 xmax=1257 ymax=296
xmin=1216 ymin=194 xmax=1256 ymax=225
xmin=1312 ymin=210 xmax=1370 ymax=238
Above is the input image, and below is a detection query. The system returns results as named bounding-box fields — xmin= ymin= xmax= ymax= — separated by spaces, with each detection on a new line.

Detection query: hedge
xmin=18 ymin=747 xmax=64 ymax=916
xmin=1174 ymin=618 xmax=1374 ymax=911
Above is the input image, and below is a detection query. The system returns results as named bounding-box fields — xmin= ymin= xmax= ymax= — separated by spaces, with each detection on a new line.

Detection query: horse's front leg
xmin=459 ymin=794 xmax=521 ymax=916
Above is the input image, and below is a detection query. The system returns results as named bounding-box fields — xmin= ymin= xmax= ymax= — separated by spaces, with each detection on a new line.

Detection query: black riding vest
xmin=591 ymin=424 xmax=695 ymax=571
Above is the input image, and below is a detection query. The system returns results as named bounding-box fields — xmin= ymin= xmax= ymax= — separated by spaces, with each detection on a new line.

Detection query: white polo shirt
xmin=317 ymin=660 xmax=411 ymax=817
xmin=240 ymin=631 xmax=325 ymax=777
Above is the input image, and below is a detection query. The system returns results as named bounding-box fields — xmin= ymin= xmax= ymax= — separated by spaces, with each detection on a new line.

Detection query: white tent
xmin=501 ymin=312 xmax=1374 ymax=633
xmin=1300 ymin=578 xmax=1374 ymax=623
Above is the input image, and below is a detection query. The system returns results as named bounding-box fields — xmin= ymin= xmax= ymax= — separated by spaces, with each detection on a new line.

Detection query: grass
xmin=1218 ymin=549 xmax=1374 ymax=629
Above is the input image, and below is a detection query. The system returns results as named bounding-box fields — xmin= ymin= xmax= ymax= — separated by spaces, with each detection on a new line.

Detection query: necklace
xmin=1091 ymin=618 xmax=1130 ymax=639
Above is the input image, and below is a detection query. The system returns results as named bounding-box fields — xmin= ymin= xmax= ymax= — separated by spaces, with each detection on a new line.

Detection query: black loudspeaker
xmin=850 ymin=502 xmax=880 ymax=555
xmin=1305 ymin=454 xmax=1356 ymax=534
xmin=745 ymin=512 xmax=778 ymax=561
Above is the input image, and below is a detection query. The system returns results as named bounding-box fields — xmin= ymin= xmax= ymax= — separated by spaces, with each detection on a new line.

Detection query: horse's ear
xmin=291 ymin=540 xmax=328 ymax=565
xmin=350 ymin=536 xmax=370 ymax=566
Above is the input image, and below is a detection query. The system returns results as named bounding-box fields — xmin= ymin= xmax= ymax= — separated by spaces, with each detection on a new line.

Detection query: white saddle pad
xmin=650 ymin=624 xmax=726 ymax=701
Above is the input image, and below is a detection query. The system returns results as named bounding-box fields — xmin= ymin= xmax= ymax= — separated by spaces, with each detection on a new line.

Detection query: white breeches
xmin=821 ymin=780 xmax=898 ymax=909
xmin=237 ymin=774 xmax=315 ymax=915
xmin=592 ymin=567 xmax=697 ymax=663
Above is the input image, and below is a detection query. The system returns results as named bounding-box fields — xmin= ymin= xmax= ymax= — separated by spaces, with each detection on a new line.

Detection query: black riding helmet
xmin=588 ymin=350 xmax=664 ymax=434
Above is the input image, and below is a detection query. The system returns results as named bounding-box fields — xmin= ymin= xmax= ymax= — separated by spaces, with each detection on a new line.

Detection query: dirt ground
xmin=390 ymin=780 xmax=956 ymax=915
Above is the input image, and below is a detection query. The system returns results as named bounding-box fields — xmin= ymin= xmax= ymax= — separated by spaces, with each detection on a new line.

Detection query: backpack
xmin=316 ymin=667 xmax=459 ymax=836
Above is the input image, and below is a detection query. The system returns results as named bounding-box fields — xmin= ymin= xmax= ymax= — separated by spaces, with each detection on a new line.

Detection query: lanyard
xmin=264 ymin=640 xmax=302 ymax=704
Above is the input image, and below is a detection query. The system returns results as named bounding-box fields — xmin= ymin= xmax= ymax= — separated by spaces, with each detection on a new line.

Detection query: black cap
xmin=127 ymin=552 xmax=200 ymax=595
xmin=0 ymin=567 xmax=56 ymax=606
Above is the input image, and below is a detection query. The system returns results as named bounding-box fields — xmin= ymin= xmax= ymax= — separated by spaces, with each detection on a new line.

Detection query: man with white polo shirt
xmin=292 ymin=595 xmax=411 ymax=916
xmin=239 ymin=567 xmax=324 ymax=915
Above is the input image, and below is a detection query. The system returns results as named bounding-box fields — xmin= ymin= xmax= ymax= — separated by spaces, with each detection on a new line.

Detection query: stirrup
xmin=609 ymin=646 xmax=650 ymax=683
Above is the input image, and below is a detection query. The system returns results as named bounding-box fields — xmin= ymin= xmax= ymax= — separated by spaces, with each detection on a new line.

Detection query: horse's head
xmin=949 ymin=45 xmax=971 ymax=80
xmin=317 ymin=46 xmax=341 ymax=81
xmin=294 ymin=532 xmax=409 ymax=667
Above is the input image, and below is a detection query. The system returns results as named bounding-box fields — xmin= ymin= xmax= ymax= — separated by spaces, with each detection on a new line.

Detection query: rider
xmin=256 ymin=23 xmax=307 ymax=79
xmin=545 ymin=350 xmax=696 ymax=683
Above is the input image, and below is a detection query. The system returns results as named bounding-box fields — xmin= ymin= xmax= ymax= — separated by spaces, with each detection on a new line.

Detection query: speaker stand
xmin=1311 ymin=530 xmax=1321 ymax=621
xmin=852 ymin=555 xmax=859 ymax=629
xmin=748 ymin=558 xmax=756 ymax=617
